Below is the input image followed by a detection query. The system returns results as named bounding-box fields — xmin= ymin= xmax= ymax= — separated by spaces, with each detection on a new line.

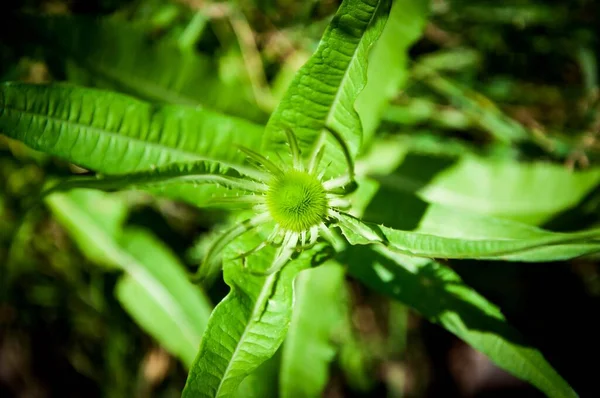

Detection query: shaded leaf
xmin=234 ymin=354 xmax=280 ymax=398
xmin=356 ymin=0 xmax=430 ymax=142
xmin=279 ymin=262 xmax=346 ymax=398
xmin=44 ymin=189 xmax=128 ymax=268
xmin=7 ymin=15 xmax=264 ymax=121
xmin=344 ymin=245 xmax=578 ymax=398
xmin=116 ymin=229 xmax=212 ymax=368
xmin=413 ymin=66 xmax=529 ymax=144
xmin=46 ymin=190 xmax=211 ymax=367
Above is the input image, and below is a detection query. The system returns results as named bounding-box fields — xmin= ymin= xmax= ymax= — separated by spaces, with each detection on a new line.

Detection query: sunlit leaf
xmin=0 ymin=82 xmax=264 ymax=204
xmin=336 ymin=211 xmax=600 ymax=261
xmin=418 ymin=156 xmax=600 ymax=224
xmin=358 ymin=139 xmax=600 ymax=225
xmin=262 ymin=0 xmax=392 ymax=177
xmin=182 ymin=225 xmax=329 ymax=398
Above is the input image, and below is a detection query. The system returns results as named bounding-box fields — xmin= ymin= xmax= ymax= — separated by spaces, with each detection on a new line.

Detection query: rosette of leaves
xmin=1 ymin=0 xmax=599 ymax=397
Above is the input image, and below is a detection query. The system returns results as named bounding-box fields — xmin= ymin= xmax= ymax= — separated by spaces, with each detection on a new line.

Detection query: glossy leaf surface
xmin=262 ymin=0 xmax=392 ymax=177
xmin=0 ymin=82 xmax=264 ymax=204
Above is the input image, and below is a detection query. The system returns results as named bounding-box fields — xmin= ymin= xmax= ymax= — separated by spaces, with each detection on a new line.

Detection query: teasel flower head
xmin=201 ymin=126 xmax=356 ymax=277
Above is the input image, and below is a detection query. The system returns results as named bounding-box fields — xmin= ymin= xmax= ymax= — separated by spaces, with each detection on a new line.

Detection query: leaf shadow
xmin=364 ymin=153 xmax=456 ymax=230
xmin=542 ymin=182 xmax=600 ymax=232
xmin=344 ymin=245 xmax=535 ymax=347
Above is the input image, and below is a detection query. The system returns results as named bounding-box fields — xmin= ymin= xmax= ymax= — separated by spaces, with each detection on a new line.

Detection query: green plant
xmin=1 ymin=0 xmax=600 ymax=397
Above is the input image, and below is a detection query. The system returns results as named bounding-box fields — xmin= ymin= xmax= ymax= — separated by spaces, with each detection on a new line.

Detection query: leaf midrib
xmin=1 ymin=103 xmax=221 ymax=166
xmin=340 ymin=213 xmax=600 ymax=258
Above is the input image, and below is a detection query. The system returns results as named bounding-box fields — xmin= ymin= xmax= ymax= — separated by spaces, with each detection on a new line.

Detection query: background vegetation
xmin=1 ymin=0 xmax=600 ymax=397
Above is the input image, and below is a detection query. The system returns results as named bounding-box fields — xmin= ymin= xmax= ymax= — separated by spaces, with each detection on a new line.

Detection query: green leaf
xmin=358 ymin=140 xmax=600 ymax=224
xmin=116 ymin=229 xmax=212 ymax=368
xmin=418 ymin=156 xmax=600 ymax=224
xmin=279 ymin=262 xmax=346 ymax=398
xmin=0 ymin=82 xmax=264 ymax=204
xmin=335 ymin=211 xmax=600 ymax=261
xmin=343 ymin=245 xmax=578 ymax=398
xmin=44 ymin=160 xmax=268 ymax=207
xmin=10 ymin=15 xmax=264 ymax=121
xmin=234 ymin=354 xmax=280 ymax=398
xmin=44 ymin=189 xmax=128 ymax=268
xmin=46 ymin=190 xmax=211 ymax=367
xmin=262 ymin=0 xmax=392 ymax=177
xmin=182 ymin=226 xmax=329 ymax=398
xmin=355 ymin=0 xmax=430 ymax=142
xmin=416 ymin=47 xmax=481 ymax=74
xmin=337 ymin=329 xmax=374 ymax=393
xmin=0 ymin=83 xmax=262 ymax=170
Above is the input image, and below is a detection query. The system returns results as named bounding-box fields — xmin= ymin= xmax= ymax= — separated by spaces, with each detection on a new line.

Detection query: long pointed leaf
xmin=116 ymin=229 xmax=212 ymax=367
xmin=182 ymin=226 xmax=328 ymax=397
xmin=44 ymin=160 xmax=268 ymax=206
xmin=279 ymin=262 xmax=346 ymax=398
xmin=344 ymin=245 xmax=578 ymax=398
xmin=336 ymin=212 xmax=600 ymax=261
xmin=46 ymin=190 xmax=211 ymax=367
xmin=262 ymin=0 xmax=392 ymax=177
xmin=0 ymin=82 xmax=264 ymax=204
